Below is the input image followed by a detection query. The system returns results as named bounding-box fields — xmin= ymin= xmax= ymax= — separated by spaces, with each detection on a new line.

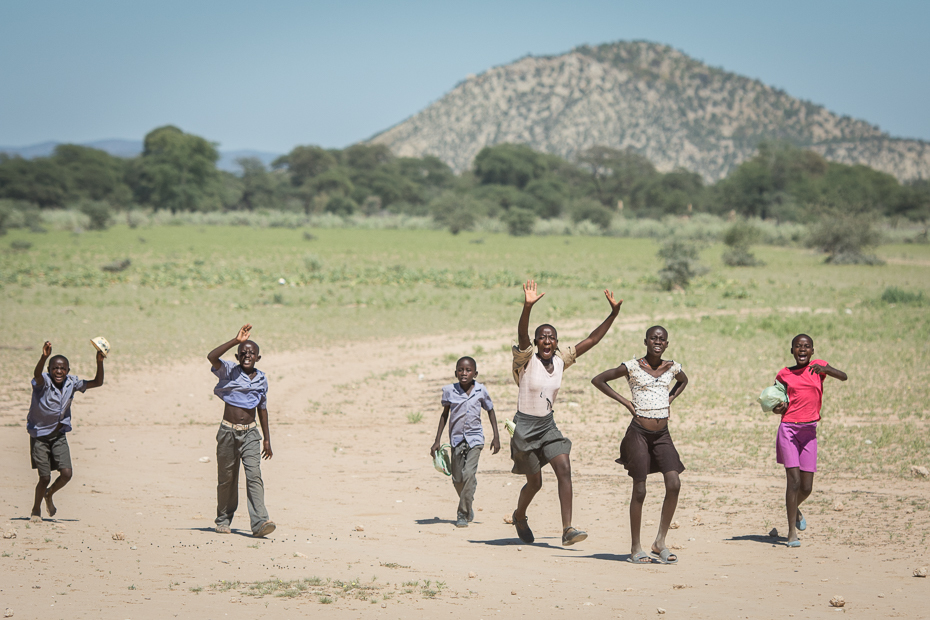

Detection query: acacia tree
xmin=132 ymin=125 xmax=221 ymax=212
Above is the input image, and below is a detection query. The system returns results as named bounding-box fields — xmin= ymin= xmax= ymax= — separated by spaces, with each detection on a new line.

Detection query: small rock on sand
xmin=503 ymin=515 xmax=514 ymax=524
xmin=294 ymin=552 xmax=308 ymax=558
xmin=645 ymin=520 xmax=655 ymax=526
xmin=911 ymin=465 xmax=929 ymax=477
xmin=832 ymin=500 xmax=844 ymax=512
xmin=829 ymin=596 xmax=845 ymax=608
xmin=112 ymin=532 xmax=125 ymax=541
xmin=769 ymin=528 xmax=779 ymax=537
xmin=198 ymin=456 xmax=211 ymax=463
xmin=468 ymin=572 xmax=477 ymax=578
xmin=914 ymin=566 xmax=928 ymax=578
xmin=229 ymin=597 xmax=239 ymax=603
xmin=657 ymin=608 xmax=666 ymax=614
xmin=672 ymin=584 xmax=689 ymax=589
xmin=669 ymin=521 xmax=680 ymax=529
xmin=2 ymin=530 xmax=16 ymax=539
xmin=354 ymin=525 xmax=364 ymax=532
xmin=511 ymin=590 xmax=517 ymax=595
xmin=4 ymin=609 xmax=12 ymax=618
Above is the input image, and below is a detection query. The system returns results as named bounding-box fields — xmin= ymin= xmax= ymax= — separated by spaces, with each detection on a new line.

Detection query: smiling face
xmin=235 ymin=342 xmax=261 ymax=371
xmin=455 ymin=358 xmax=477 ymax=389
xmin=644 ymin=326 xmax=669 ymax=357
xmin=790 ymin=335 xmax=814 ymax=367
xmin=47 ymin=356 xmax=69 ymax=385
xmin=534 ymin=325 xmax=558 ymax=360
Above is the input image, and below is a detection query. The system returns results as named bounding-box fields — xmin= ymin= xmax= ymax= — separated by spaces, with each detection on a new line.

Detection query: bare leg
xmin=514 ymin=471 xmax=542 ymax=522
xmin=651 ymin=471 xmax=681 ymax=560
xmin=549 ymin=454 xmax=574 ymax=529
xmin=44 ymin=468 xmax=72 ymax=517
xmin=629 ymin=480 xmax=647 ymax=557
xmin=32 ymin=475 xmax=51 ymax=519
xmin=794 ymin=471 xmax=814 ymax=524
xmin=785 ymin=467 xmax=801 ymax=543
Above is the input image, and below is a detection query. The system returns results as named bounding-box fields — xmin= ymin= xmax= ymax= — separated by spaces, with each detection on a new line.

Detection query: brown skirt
xmin=616 ymin=420 xmax=685 ymax=482
xmin=510 ymin=411 xmax=571 ymax=475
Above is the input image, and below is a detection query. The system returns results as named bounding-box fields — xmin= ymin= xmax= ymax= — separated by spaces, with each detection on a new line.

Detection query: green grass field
xmin=2 ymin=225 xmax=928 ymax=477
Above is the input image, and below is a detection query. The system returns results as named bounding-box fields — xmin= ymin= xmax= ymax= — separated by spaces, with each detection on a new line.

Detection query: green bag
xmin=433 ymin=443 xmax=452 ymax=476
xmin=758 ymin=383 xmax=788 ymax=413
xmin=504 ymin=419 xmax=516 ymax=437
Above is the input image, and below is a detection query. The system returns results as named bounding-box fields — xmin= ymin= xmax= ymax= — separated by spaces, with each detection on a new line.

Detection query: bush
xmin=657 ymin=238 xmax=706 ymax=290
xmin=569 ymin=198 xmax=614 ymax=230
xmin=324 ymin=195 xmax=357 ymax=216
xmin=721 ymin=220 xmax=764 ymax=266
xmin=504 ymin=207 xmax=537 ymax=236
xmin=880 ymin=286 xmax=925 ymax=305
xmin=0 ymin=201 xmax=9 ymax=236
xmin=10 ymin=239 xmax=32 ymax=250
xmin=807 ymin=212 xmax=883 ymax=264
xmin=78 ymin=200 xmax=113 ymax=230
xmin=303 ymin=254 xmax=323 ymax=272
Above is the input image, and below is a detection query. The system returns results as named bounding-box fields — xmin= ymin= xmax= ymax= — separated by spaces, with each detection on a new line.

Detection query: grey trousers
xmin=451 ymin=442 xmax=483 ymax=521
xmin=216 ymin=425 xmax=269 ymax=534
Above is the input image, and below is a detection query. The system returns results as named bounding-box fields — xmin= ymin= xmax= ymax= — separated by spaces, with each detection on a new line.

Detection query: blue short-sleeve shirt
xmin=27 ymin=373 xmax=87 ymax=438
xmin=441 ymin=381 xmax=494 ymax=448
xmin=212 ymin=359 xmax=268 ymax=410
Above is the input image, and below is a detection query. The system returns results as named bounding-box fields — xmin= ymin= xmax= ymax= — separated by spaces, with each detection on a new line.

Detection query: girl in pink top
xmin=772 ymin=334 xmax=847 ymax=547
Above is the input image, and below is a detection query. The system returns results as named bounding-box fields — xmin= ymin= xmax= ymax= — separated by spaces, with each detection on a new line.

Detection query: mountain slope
xmin=369 ymin=41 xmax=930 ymax=182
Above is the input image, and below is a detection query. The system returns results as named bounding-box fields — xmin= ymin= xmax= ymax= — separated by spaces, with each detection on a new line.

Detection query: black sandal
xmin=512 ymin=511 xmax=534 ymax=543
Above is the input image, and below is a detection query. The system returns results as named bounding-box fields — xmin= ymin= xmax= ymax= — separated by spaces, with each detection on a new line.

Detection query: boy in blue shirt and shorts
xmin=430 ymin=356 xmax=500 ymax=528
xmin=208 ymin=324 xmax=276 ymax=538
xmin=28 ymin=340 xmax=105 ymax=522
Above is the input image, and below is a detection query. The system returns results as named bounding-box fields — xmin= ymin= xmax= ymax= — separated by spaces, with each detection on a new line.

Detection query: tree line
xmin=1 ymin=125 xmax=928 ymax=234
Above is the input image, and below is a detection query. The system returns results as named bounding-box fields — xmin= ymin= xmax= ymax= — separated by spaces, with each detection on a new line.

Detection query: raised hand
xmin=604 ymin=289 xmax=622 ymax=313
xmin=96 ymin=350 xmax=106 ymax=363
xmin=235 ymin=324 xmax=253 ymax=344
xmin=42 ymin=341 xmax=52 ymax=357
xmin=523 ymin=280 xmax=545 ymax=305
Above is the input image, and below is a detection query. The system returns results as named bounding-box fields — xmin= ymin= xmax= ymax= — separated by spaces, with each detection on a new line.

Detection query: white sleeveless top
xmin=623 ymin=358 xmax=682 ymax=419
xmin=512 ymin=344 xmax=577 ymax=417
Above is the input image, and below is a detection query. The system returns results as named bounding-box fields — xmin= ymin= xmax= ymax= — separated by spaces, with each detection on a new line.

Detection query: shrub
xmin=807 ymin=212 xmax=884 ymax=265
xmin=721 ymin=220 xmax=764 ymax=266
xmin=0 ymin=201 xmax=9 ymax=236
xmin=78 ymin=200 xmax=113 ymax=230
xmin=504 ymin=207 xmax=537 ymax=237
xmin=10 ymin=239 xmax=32 ymax=250
xmin=657 ymin=238 xmax=706 ymax=290
xmin=303 ymin=254 xmax=323 ymax=272
xmin=880 ymin=287 xmax=924 ymax=305
xmin=324 ymin=195 xmax=357 ymax=217
xmin=569 ymin=198 xmax=614 ymax=230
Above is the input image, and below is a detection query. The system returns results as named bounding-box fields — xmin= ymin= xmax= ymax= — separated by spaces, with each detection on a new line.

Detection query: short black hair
xmin=238 ymin=340 xmax=260 ymax=355
xmin=48 ymin=354 xmax=69 ymax=368
xmin=646 ymin=325 xmax=668 ymax=339
xmin=534 ymin=324 xmax=558 ymax=341
xmin=791 ymin=333 xmax=813 ymax=348
xmin=456 ymin=356 xmax=477 ymax=370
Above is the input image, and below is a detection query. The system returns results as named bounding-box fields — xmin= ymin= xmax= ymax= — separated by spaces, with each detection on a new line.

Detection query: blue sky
xmin=1 ymin=0 xmax=928 ymax=153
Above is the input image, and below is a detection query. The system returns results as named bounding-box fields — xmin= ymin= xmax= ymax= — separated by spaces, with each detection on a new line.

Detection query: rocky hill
xmin=368 ymin=41 xmax=930 ymax=182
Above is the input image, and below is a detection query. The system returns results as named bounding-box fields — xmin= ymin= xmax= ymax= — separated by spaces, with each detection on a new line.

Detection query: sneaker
xmin=253 ymin=521 xmax=276 ymax=538
xmin=455 ymin=516 xmax=468 ymax=528
xmin=215 ymin=525 xmax=231 ymax=534
xmin=562 ymin=526 xmax=588 ymax=546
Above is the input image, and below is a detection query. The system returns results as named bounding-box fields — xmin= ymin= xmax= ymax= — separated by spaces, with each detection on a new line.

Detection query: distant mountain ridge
xmin=0 ymin=139 xmax=281 ymax=174
xmin=369 ymin=40 xmax=930 ymax=182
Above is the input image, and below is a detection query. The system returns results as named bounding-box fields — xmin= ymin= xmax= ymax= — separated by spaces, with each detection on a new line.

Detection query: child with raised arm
xmin=510 ymin=280 xmax=622 ymax=547
xmin=771 ymin=334 xmax=847 ymax=547
xmin=430 ymin=356 xmax=501 ymax=528
xmin=208 ymin=324 xmax=276 ymax=538
xmin=592 ymin=326 xmax=688 ymax=564
xmin=27 ymin=341 xmax=105 ymax=522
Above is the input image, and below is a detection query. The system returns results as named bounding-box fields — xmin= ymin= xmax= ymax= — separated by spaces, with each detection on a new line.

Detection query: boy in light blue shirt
xmin=28 ymin=340 xmax=105 ymax=522
xmin=430 ymin=357 xmax=500 ymax=528
xmin=208 ymin=324 xmax=275 ymax=538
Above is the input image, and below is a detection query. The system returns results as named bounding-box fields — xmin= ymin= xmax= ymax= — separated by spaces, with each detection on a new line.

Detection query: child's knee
xmin=37 ymin=475 xmax=51 ymax=486
xmin=524 ymin=477 xmax=542 ymax=493
xmin=800 ymin=479 xmax=813 ymax=495
xmin=631 ymin=482 xmax=647 ymax=503
xmin=59 ymin=468 xmax=73 ymax=482
xmin=665 ymin=476 xmax=681 ymax=495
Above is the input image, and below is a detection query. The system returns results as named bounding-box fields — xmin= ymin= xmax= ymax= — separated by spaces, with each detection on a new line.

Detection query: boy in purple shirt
xmin=208 ymin=324 xmax=275 ymax=538
xmin=28 ymin=340 xmax=105 ymax=522
xmin=430 ymin=357 xmax=500 ymax=528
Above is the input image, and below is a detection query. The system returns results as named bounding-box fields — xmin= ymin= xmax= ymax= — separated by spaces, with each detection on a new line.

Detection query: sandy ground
xmin=1 ymin=329 xmax=928 ymax=619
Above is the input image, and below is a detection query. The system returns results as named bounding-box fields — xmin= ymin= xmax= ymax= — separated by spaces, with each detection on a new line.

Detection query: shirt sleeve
xmin=480 ymin=388 xmax=494 ymax=412
xmin=211 ymin=359 xmax=234 ymax=380
xmin=558 ymin=344 xmax=578 ymax=370
xmin=440 ymin=385 xmax=453 ymax=407
xmin=71 ymin=376 xmax=88 ymax=393
xmin=512 ymin=344 xmax=534 ymax=385
xmin=259 ymin=374 xmax=268 ymax=409
xmin=671 ymin=362 xmax=682 ymax=376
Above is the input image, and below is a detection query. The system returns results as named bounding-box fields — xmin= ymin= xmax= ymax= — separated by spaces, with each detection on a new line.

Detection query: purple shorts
xmin=776 ymin=422 xmax=817 ymax=472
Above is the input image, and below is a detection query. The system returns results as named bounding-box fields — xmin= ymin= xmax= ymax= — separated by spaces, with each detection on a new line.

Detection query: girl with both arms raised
xmin=591 ymin=325 xmax=688 ymax=565
xmin=510 ymin=280 xmax=622 ymax=547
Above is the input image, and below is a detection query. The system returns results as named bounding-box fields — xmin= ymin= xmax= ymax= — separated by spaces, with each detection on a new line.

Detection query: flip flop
xmin=651 ymin=548 xmax=679 ymax=564
xmin=512 ymin=512 xmax=534 ymax=544
xmin=786 ymin=540 xmax=801 ymax=548
xmin=627 ymin=551 xmax=654 ymax=565
xmin=796 ymin=512 xmax=807 ymax=531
